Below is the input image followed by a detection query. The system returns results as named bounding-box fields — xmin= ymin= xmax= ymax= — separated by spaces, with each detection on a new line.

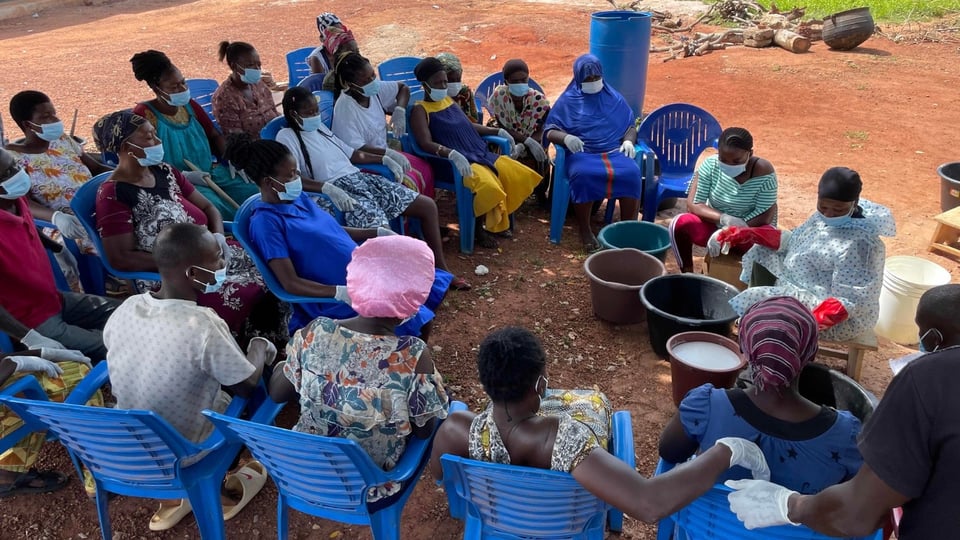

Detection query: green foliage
xmin=762 ymin=0 xmax=960 ymax=20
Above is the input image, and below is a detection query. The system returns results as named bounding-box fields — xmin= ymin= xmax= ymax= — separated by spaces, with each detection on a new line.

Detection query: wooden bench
xmin=817 ymin=332 xmax=879 ymax=382
xmin=928 ymin=206 xmax=960 ymax=260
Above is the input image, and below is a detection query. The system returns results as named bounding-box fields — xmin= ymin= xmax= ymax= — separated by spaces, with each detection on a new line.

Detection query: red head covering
xmin=323 ymin=25 xmax=356 ymax=56
xmin=739 ymin=296 xmax=819 ymax=391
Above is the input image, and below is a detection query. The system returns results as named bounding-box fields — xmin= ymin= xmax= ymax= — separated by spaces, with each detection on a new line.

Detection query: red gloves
xmin=717 ymin=227 xmax=782 ymax=250
xmin=813 ymin=298 xmax=848 ymax=330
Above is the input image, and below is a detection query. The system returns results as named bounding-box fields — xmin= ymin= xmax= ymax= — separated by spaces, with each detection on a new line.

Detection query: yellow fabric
xmin=465 ymin=157 xmax=540 ymax=232
xmin=417 ymin=96 xmax=455 ymax=114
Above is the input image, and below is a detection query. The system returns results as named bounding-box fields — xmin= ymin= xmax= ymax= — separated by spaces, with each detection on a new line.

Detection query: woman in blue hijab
xmin=544 ymin=54 xmax=642 ymax=251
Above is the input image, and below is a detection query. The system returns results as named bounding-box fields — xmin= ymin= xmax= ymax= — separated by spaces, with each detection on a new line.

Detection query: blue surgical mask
xmin=719 ymin=161 xmax=748 ymax=178
xmin=29 ymin=120 xmax=65 ymax=142
xmin=0 ymin=168 xmax=31 ymax=199
xmin=581 ymin=80 xmax=604 ymax=94
xmin=355 ymin=79 xmax=380 ymax=98
xmin=819 ymin=205 xmax=856 ymax=227
xmin=919 ymin=328 xmax=943 ymax=353
xmin=129 ymin=142 xmax=165 ymax=167
xmin=508 ymin=83 xmax=529 ymax=97
xmin=446 ymin=82 xmax=463 ymax=97
xmin=426 ymin=85 xmax=447 ymax=102
xmin=189 ymin=264 xmax=227 ymax=294
xmin=160 ymin=88 xmax=192 ymax=107
xmin=298 ymin=113 xmax=323 ymax=132
xmin=240 ymin=68 xmax=262 ymax=84
xmin=272 ymin=175 xmax=303 ymax=201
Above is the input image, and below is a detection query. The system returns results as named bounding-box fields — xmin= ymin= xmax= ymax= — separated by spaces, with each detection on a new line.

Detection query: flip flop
xmin=149 ymin=498 xmax=192 ymax=531
xmin=450 ymin=276 xmax=472 ymax=291
xmin=0 ymin=468 xmax=68 ymax=498
xmin=222 ymin=461 xmax=267 ymax=521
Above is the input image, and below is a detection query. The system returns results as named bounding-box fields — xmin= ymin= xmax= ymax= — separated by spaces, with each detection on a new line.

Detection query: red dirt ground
xmin=1 ymin=0 xmax=958 ymax=537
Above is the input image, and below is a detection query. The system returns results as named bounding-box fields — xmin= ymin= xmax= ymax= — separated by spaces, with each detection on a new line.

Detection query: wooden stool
xmin=817 ymin=332 xmax=879 ymax=382
xmin=928 ymin=206 xmax=960 ymax=259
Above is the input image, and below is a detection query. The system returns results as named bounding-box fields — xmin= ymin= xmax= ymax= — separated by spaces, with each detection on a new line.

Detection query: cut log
xmin=774 ymin=29 xmax=811 ymax=53
xmin=744 ymin=37 xmax=774 ymax=48
xmin=744 ymin=28 xmax=775 ymax=40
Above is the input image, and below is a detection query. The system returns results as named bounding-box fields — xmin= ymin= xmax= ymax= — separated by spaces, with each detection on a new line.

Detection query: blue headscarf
xmin=543 ymin=54 xmax=634 ymax=153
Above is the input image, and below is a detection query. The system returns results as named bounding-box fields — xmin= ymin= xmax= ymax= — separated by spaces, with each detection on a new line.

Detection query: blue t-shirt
xmin=679 ymin=384 xmax=863 ymax=494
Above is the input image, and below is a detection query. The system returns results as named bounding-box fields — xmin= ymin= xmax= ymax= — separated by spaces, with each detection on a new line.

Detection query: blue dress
xmin=679 ymin=384 xmax=863 ymax=494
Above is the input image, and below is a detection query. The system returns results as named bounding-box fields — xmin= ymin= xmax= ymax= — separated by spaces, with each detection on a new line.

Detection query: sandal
xmin=222 ymin=461 xmax=268 ymax=521
xmin=450 ymin=276 xmax=472 ymax=291
xmin=0 ymin=468 xmax=68 ymax=498
xmin=149 ymin=498 xmax=192 ymax=531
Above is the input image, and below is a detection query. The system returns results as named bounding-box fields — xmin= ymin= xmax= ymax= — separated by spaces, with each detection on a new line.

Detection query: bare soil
xmin=1 ymin=0 xmax=958 ymax=538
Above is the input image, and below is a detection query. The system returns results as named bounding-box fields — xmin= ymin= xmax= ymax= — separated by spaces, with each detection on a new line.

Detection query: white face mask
xmin=581 ymin=80 xmax=604 ymax=94
xmin=0 ymin=168 xmax=31 ymax=199
xmin=719 ymin=161 xmax=748 ymax=178
xmin=446 ymin=82 xmax=463 ymax=97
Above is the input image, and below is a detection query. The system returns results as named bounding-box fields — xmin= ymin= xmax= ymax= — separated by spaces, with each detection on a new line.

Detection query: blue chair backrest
xmin=0 ymin=333 xmax=13 ymax=352
xmin=186 ymin=78 xmax=221 ymax=132
xmin=297 ymin=73 xmax=327 ymax=92
xmin=286 ymin=47 xmax=316 ymax=87
xmin=378 ymin=56 xmax=424 ymax=102
xmin=637 ymin=103 xmax=722 ymax=178
xmin=261 ymin=90 xmax=334 ymax=141
xmin=475 ymin=72 xmax=545 ymax=119
xmin=260 ymin=116 xmax=288 ymax=141
xmin=70 ymin=172 xmax=161 ymax=282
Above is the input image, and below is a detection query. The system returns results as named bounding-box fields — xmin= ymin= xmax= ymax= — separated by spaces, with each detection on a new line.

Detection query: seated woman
xmin=436 ymin=52 xmax=479 ymax=124
xmin=726 ymin=167 xmax=896 ymax=342
xmin=268 ymin=235 xmax=449 ymax=499
xmin=670 ymin=127 xmax=778 ymax=273
xmin=92 ymin=110 xmax=286 ymax=344
xmin=544 ymin=54 xmax=642 ymax=251
xmin=331 ymin=52 xmax=433 ymax=196
xmin=211 ymin=41 xmax=279 ymax=140
xmin=320 ymin=25 xmax=360 ymax=95
xmin=430 ymin=326 xmax=771 ymax=523
xmin=130 ymin=49 xmax=258 ymax=220
xmin=485 ymin=59 xmax=552 ymax=206
xmin=231 ymin=138 xmax=453 ymax=335
xmin=306 ymin=12 xmax=341 ymax=75
xmin=0 ymin=348 xmax=101 ymax=498
xmin=659 ymin=296 xmax=863 ymax=495
xmin=410 ymin=57 xmax=541 ymax=249
xmin=273 ymin=87 xmax=468 ymax=290
xmin=6 ymin=90 xmax=111 ymax=251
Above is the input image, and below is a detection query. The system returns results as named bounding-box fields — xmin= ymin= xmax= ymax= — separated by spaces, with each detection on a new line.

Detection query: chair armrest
xmin=611 ymin=410 xmax=636 ymax=468
xmin=1 ymin=375 xmax=50 ymax=402
xmin=653 ymin=457 xmax=675 ymax=476
xmin=449 ymin=400 xmax=468 ymax=413
xmin=634 ymin=140 xmax=654 ymax=155
xmin=385 ymin=428 xmax=432 ymax=481
xmin=64 ymin=361 xmax=109 ymax=405
xmin=482 ymin=135 xmax=510 ymax=155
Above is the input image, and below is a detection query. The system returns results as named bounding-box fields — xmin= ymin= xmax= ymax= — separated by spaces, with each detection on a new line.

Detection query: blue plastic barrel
xmin=589 ymin=11 xmax=652 ymax=119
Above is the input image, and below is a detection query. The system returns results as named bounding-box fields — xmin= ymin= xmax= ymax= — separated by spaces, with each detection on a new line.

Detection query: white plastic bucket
xmin=875 ymin=256 xmax=952 ymax=344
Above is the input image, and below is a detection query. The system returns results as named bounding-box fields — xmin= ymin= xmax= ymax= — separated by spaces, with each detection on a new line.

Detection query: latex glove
xmin=812 ymin=298 xmax=848 ymax=331
xmin=390 ymin=106 xmax=407 ymax=137
xmin=447 ymin=149 xmax=473 ymax=178
xmin=21 ymin=329 xmax=64 ymax=350
xmin=717 ymin=226 xmax=782 ymax=250
xmin=248 ymin=336 xmax=278 ymax=367
xmin=726 ymin=479 xmax=798 ymax=529
xmin=212 ymin=232 xmax=232 ymax=268
xmin=510 ymin=143 xmax=525 ymax=160
xmin=563 ymin=134 xmax=584 ymax=153
xmin=334 ymin=285 xmax=351 ymax=304
xmin=707 ymin=228 xmax=725 ymax=258
xmin=52 ymin=211 xmax=87 ymax=239
xmin=8 ymin=356 xmax=63 ymax=378
xmin=381 ymin=154 xmax=405 ymax=182
xmin=524 ymin=137 xmax=548 ymax=163
xmin=384 ymin=148 xmax=411 ymax=173
xmin=715 ymin=437 xmax=770 ymax=481
xmin=39 ymin=348 xmax=92 ymax=366
xmin=619 ymin=140 xmax=637 ymax=159
xmin=321 ymin=182 xmax=356 ymax=212
xmin=496 ymin=128 xmax=517 ymax=155
xmin=720 ymin=213 xmax=749 ymax=228
xmin=183 ymin=170 xmax=212 ymax=187
xmin=376 ymin=226 xmax=397 ymax=237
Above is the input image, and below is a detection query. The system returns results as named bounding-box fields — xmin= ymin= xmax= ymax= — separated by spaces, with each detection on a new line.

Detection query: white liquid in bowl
xmin=672 ymin=341 xmax=742 ymax=371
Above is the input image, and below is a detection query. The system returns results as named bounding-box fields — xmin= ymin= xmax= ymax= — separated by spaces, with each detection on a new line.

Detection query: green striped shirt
xmin=693 ymin=155 xmax=778 ymax=222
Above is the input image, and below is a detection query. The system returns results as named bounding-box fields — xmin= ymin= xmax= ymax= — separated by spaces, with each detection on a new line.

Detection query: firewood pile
xmin=610 ymin=0 xmax=826 ymax=62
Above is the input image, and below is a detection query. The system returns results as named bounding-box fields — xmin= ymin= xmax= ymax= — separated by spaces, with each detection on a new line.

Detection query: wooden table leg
xmin=846 ymin=348 xmax=865 ymax=382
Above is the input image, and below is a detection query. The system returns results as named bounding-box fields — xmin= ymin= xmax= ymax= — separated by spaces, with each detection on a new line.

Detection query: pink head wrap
xmin=323 ymin=25 xmax=356 ymax=56
xmin=346 ymin=236 xmax=435 ymax=319
xmin=739 ymin=296 xmax=819 ymax=391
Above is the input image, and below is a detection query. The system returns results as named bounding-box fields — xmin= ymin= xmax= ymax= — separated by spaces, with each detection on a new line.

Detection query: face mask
xmin=240 ymin=68 xmax=262 ymax=84
xmin=508 ymin=83 xmax=529 ymax=97
xmin=425 ymin=85 xmax=447 ymax=102
xmin=188 ymin=264 xmax=227 ymax=294
xmin=272 ymin=175 xmax=303 ymax=201
xmin=819 ymin=204 xmax=856 ymax=227
xmin=298 ymin=113 xmax=323 ymax=132
xmin=354 ymin=79 xmax=380 ymax=98
xmin=160 ymin=88 xmax=191 ymax=107
xmin=919 ymin=328 xmax=943 ymax=353
xmin=581 ymin=80 xmax=604 ymax=94
xmin=129 ymin=142 xmax=165 ymax=167
xmin=0 ymin=168 xmax=31 ymax=199
xmin=446 ymin=82 xmax=463 ymax=97
xmin=29 ymin=120 xmax=65 ymax=142
xmin=719 ymin=161 xmax=748 ymax=178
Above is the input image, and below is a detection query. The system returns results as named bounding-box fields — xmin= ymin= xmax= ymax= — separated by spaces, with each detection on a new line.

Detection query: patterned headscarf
xmin=92 ymin=109 xmax=146 ymax=154
xmin=323 ymin=25 xmax=356 ymax=56
xmin=316 ymin=12 xmax=341 ymax=33
xmin=436 ymin=52 xmax=462 ymax=74
xmin=346 ymin=235 xmax=435 ymax=319
xmin=739 ymin=296 xmax=819 ymax=391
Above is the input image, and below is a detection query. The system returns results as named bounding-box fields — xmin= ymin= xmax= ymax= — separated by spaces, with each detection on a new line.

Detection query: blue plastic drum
xmin=589 ymin=11 xmax=653 ymax=119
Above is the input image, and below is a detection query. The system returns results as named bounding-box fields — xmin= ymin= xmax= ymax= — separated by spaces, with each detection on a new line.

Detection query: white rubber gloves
xmin=714 ymin=437 xmax=771 ymax=481
xmin=524 ymin=137 xmax=548 ymax=163
xmin=619 ymin=140 xmax=636 ymax=159
xmin=720 ymin=213 xmax=748 ymax=228
xmin=707 ymin=228 xmax=725 ymax=257
xmin=334 ymin=285 xmax=351 ymax=304
xmin=212 ymin=232 xmax=232 ymax=268
xmin=38 ymin=348 xmax=92 ymax=367
xmin=447 ymin=149 xmax=473 ymax=178
xmin=381 ymin=154 xmax=405 ymax=182
xmin=384 ymin=149 xmax=411 ymax=173
xmin=182 ymin=171 xmax=211 ymax=187
xmin=8 ymin=348 xmax=93 ymax=378
xmin=390 ymin=106 xmax=407 ymax=137
xmin=52 ymin=211 xmax=86 ymax=239
xmin=321 ymin=182 xmax=356 ymax=212
xmin=496 ymin=128 xmax=516 ymax=155
xmin=726 ymin=479 xmax=799 ymax=529
xmin=20 ymin=329 xmax=64 ymax=350
xmin=376 ymin=227 xmax=397 ymax=237
xmin=563 ymin=134 xmax=584 ymax=153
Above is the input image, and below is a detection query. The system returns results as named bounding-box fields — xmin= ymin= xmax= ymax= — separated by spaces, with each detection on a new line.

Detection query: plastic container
xmin=639 ymin=274 xmax=741 ymax=359
xmin=667 ymin=331 xmax=746 ymax=406
xmin=589 ymin=11 xmax=652 ymax=118
xmin=822 ymin=7 xmax=875 ymax=51
xmin=937 ymin=162 xmax=960 ymax=212
xmin=584 ymin=248 xmax=666 ymax=324
xmin=597 ymin=220 xmax=671 ymax=261
xmin=875 ymin=256 xmax=951 ymax=344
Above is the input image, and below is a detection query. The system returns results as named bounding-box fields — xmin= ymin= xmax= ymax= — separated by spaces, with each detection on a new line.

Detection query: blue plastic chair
xmin=260 ymin=90 xmax=335 ymax=140
xmin=440 ymin=409 xmax=635 ymax=539
xmin=474 ymin=72 xmax=545 ymax=121
xmin=635 ymin=103 xmax=722 ymax=222
xmin=653 ymin=459 xmax=882 ymax=540
xmin=0 ymin=364 xmax=283 ymax=540
xmin=378 ymin=56 xmax=424 ymax=102
xmin=286 ymin=47 xmax=316 ymax=87
xmin=70 ymin=172 xmax=162 ymax=283
xmin=34 ymin=218 xmax=106 ymax=295
xmin=297 ymin=73 xmax=327 ymax=93
xmin=186 ymin=79 xmax=222 ymax=133
xmin=204 ymin=407 xmax=441 ymax=540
